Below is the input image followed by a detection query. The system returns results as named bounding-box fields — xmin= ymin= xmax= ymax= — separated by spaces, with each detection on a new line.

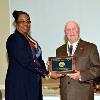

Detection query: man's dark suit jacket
xmin=56 ymin=39 xmax=100 ymax=100
xmin=5 ymin=30 xmax=48 ymax=100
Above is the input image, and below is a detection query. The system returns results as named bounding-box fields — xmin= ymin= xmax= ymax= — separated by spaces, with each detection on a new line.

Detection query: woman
xmin=5 ymin=10 xmax=49 ymax=100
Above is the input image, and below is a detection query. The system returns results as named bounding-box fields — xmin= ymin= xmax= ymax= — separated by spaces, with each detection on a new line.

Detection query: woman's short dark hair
xmin=12 ymin=10 xmax=30 ymax=22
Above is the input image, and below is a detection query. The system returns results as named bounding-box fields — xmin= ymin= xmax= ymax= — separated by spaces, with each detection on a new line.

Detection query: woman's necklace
xmin=26 ymin=35 xmax=38 ymax=48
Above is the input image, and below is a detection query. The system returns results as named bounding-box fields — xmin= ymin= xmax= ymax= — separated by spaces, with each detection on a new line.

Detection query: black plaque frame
xmin=48 ymin=57 xmax=76 ymax=73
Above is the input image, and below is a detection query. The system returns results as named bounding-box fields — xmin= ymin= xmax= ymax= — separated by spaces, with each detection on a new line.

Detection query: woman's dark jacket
xmin=5 ymin=30 xmax=48 ymax=100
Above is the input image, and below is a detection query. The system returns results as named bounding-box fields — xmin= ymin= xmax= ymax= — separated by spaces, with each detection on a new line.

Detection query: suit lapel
xmin=74 ymin=39 xmax=85 ymax=58
xmin=61 ymin=43 xmax=68 ymax=57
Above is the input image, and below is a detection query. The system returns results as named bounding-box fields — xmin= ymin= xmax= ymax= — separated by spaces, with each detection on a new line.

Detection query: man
xmin=55 ymin=20 xmax=100 ymax=100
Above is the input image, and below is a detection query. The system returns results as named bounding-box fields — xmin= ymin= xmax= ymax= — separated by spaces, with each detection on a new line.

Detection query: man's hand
xmin=66 ymin=70 xmax=81 ymax=80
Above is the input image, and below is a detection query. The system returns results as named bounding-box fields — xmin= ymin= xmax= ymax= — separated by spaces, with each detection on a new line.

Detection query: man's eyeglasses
xmin=17 ymin=20 xmax=31 ymax=24
xmin=65 ymin=28 xmax=78 ymax=33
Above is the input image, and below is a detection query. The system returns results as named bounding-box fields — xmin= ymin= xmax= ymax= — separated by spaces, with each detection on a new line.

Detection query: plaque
xmin=48 ymin=57 xmax=76 ymax=73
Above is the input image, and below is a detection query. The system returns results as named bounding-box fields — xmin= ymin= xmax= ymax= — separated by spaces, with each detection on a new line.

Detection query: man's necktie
xmin=69 ymin=45 xmax=73 ymax=56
